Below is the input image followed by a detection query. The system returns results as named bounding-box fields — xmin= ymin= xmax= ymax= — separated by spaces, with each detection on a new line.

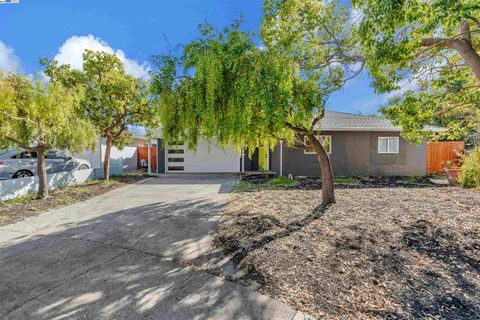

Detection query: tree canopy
xmin=352 ymin=0 xmax=480 ymax=143
xmin=151 ymin=23 xmax=293 ymax=151
xmin=151 ymin=0 xmax=362 ymax=204
xmin=0 ymin=71 xmax=96 ymax=197
xmin=45 ymin=50 xmax=160 ymax=180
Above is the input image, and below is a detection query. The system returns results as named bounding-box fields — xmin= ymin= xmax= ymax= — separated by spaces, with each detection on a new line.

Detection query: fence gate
xmin=137 ymin=146 xmax=157 ymax=171
xmin=426 ymin=141 xmax=465 ymax=174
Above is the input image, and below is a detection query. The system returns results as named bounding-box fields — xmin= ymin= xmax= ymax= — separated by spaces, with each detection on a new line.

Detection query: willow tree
xmin=44 ymin=50 xmax=159 ymax=181
xmin=151 ymin=0 xmax=362 ymax=204
xmin=0 ymin=72 xmax=96 ymax=198
xmin=352 ymin=0 xmax=480 ymax=143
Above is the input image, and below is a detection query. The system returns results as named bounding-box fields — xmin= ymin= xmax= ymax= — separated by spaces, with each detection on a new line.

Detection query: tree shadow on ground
xmin=213 ymin=203 xmax=332 ymax=284
xmin=0 ymin=198 xmax=292 ymax=319
xmin=399 ymin=219 xmax=480 ymax=319
xmin=341 ymin=219 xmax=480 ymax=319
xmin=214 ymin=195 xmax=480 ymax=319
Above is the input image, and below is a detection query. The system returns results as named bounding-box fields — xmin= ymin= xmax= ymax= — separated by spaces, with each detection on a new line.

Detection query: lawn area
xmin=216 ymin=185 xmax=480 ymax=319
xmin=233 ymin=176 xmax=299 ymax=192
xmin=0 ymin=174 xmax=148 ymax=226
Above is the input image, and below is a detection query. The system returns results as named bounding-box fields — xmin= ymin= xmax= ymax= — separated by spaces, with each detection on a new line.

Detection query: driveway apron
xmin=0 ymin=174 xmax=305 ymax=320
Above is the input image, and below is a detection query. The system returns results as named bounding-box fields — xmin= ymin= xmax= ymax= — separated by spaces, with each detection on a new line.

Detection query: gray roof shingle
xmin=316 ymin=111 xmax=445 ymax=132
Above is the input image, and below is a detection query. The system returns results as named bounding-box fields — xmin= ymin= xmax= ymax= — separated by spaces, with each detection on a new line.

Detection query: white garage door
xmin=166 ymin=139 xmax=240 ymax=173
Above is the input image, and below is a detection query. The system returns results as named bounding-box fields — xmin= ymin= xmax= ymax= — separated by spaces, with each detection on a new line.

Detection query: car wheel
xmin=13 ymin=170 xmax=34 ymax=179
xmin=78 ymin=164 xmax=89 ymax=170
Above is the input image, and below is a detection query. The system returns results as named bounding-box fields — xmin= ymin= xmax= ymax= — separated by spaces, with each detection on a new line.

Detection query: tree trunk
xmin=307 ymin=133 xmax=336 ymax=205
xmin=421 ymin=20 xmax=480 ymax=82
xmin=36 ymin=148 xmax=49 ymax=199
xmin=103 ymin=135 xmax=112 ymax=182
xmin=454 ymin=41 xmax=480 ymax=82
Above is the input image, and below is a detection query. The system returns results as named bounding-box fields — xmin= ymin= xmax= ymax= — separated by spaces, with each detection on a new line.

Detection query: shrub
xmin=458 ymin=147 xmax=480 ymax=189
xmin=232 ymin=181 xmax=263 ymax=192
xmin=267 ymin=176 xmax=297 ymax=187
xmin=334 ymin=176 xmax=360 ymax=184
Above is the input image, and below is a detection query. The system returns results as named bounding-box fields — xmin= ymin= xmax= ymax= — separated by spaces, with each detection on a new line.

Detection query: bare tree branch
xmin=311 ymin=109 xmax=325 ymax=129
xmin=294 ymin=133 xmax=311 ymax=149
xmin=421 ymin=38 xmax=457 ymax=49
xmin=285 ymin=121 xmax=309 ymax=134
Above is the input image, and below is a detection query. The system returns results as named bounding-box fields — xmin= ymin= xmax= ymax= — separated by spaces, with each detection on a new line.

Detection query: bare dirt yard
xmin=0 ymin=174 xmax=147 ymax=226
xmin=216 ymin=185 xmax=480 ymax=319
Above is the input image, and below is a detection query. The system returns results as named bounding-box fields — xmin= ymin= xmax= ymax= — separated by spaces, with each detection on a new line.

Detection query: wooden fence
xmin=426 ymin=141 xmax=465 ymax=174
xmin=137 ymin=146 xmax=157 ymax=171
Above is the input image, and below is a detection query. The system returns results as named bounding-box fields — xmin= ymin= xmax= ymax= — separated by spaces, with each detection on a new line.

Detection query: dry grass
xmin=217 ymin=187 xmax=480 ymax=319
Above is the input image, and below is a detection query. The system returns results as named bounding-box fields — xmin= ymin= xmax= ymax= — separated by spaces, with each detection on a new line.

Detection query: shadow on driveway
xmin=0 ymin=196 xmax=295 ymax=319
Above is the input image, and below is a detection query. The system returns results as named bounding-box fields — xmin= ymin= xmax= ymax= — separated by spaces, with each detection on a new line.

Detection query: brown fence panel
xmin=137 ymin=146 xmax=157 ymax=171
xmin=426 ymin=141 xmax=464 ymax=174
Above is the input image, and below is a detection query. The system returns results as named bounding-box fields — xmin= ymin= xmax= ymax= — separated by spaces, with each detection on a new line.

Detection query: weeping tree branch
xmin=4 ymin=136 xmax=30 ymax=150
xmin=0 ymin=111 xmax=39 ymax=127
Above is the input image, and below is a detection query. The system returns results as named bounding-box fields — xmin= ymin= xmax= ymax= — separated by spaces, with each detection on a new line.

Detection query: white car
xmin=0 ymin=149 xmax=91 ymax=180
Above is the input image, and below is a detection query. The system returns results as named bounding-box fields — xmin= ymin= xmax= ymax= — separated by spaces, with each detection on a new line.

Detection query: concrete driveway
xmin=0 ymin=174 xmax=304 ymax=320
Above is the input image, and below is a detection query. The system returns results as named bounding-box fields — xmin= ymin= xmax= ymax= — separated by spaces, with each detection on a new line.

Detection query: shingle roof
xmin=316 ymin=111 xmax=446 ymax=132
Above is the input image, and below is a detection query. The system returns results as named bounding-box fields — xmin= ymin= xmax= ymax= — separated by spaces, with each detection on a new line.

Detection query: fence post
xmin=147 ymin=141 xmax=151 ymax=175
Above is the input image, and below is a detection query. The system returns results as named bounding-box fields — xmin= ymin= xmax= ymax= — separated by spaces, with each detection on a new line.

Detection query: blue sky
xmin=0 ymin=0 xmax=391 ymax=115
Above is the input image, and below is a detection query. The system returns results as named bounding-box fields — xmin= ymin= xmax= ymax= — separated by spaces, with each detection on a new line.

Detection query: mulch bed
xmin=216 ymin=186 xmax=480 ymax=319
xmin=0 ymin=175 xmax=148 ymax=226
xmin=241 ymin=174 xmax=444 ymax=189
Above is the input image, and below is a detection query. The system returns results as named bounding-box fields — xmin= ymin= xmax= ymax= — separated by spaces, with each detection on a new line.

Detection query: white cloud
xmin=0 ymin=41 xmax=21 ymax=72
xmin=383 ymin=78 xmax=419 ymax=100
xmin=54 ymin=35 xmax=149 ymax=79
xmin=350 ymin=78 xmax=420 ymax=114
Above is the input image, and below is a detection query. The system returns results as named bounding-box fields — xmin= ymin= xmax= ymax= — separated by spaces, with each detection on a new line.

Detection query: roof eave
xmin=315 ymin=127 xmax=447 ymax=132
xmin=317 ymin=127 xmax=402 ymax=132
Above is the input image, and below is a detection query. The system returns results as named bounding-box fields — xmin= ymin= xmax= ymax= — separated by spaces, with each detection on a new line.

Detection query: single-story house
xmin=152 ymin=111 xmax=445 ymax=177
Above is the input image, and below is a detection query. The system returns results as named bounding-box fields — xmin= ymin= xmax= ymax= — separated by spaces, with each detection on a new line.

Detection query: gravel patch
xmin=217 ymin=187 xmax=480 ymax=319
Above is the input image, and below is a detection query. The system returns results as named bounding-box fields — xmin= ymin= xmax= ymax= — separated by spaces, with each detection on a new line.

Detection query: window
xmin=168 ymin=149 xmax=184 ymax=154
xmin=304 ymin=135 xmax=331 ymax=154
xmin=46 ymin=150 xmax=68 ymax=160
xmin=12 ymin=151 xmax=37 ymax=159
xmin=168 ymin=158 xmax=184 ymax=162
xmin=168 ymin=166 xmax=184 ymax=171
xmin=378 ymin=137 xmax=399 ymax=154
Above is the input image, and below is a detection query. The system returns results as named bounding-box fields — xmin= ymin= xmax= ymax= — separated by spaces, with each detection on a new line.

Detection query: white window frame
xmin=304 ymin=135 xmax=332 ymax=154
xmin=378 ymin=137 xmax=399 ymax=154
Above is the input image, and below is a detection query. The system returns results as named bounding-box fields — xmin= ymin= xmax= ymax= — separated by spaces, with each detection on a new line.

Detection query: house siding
xmin=75 ymin=136 xmax=144 ymax=171
xmin=243 ymin=149 xmax=259 ymax=171
xmin=274 ymin=131 xmax=426 ymax=177
xmin=270 ymin=143 xmax=282 ymax=174
xmin=157 ymin=139 xmax=166 ymax=173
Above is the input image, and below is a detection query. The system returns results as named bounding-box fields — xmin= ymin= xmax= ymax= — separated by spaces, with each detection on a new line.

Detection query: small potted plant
xmin=444 ymin=159 xmax=462 ymax=185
